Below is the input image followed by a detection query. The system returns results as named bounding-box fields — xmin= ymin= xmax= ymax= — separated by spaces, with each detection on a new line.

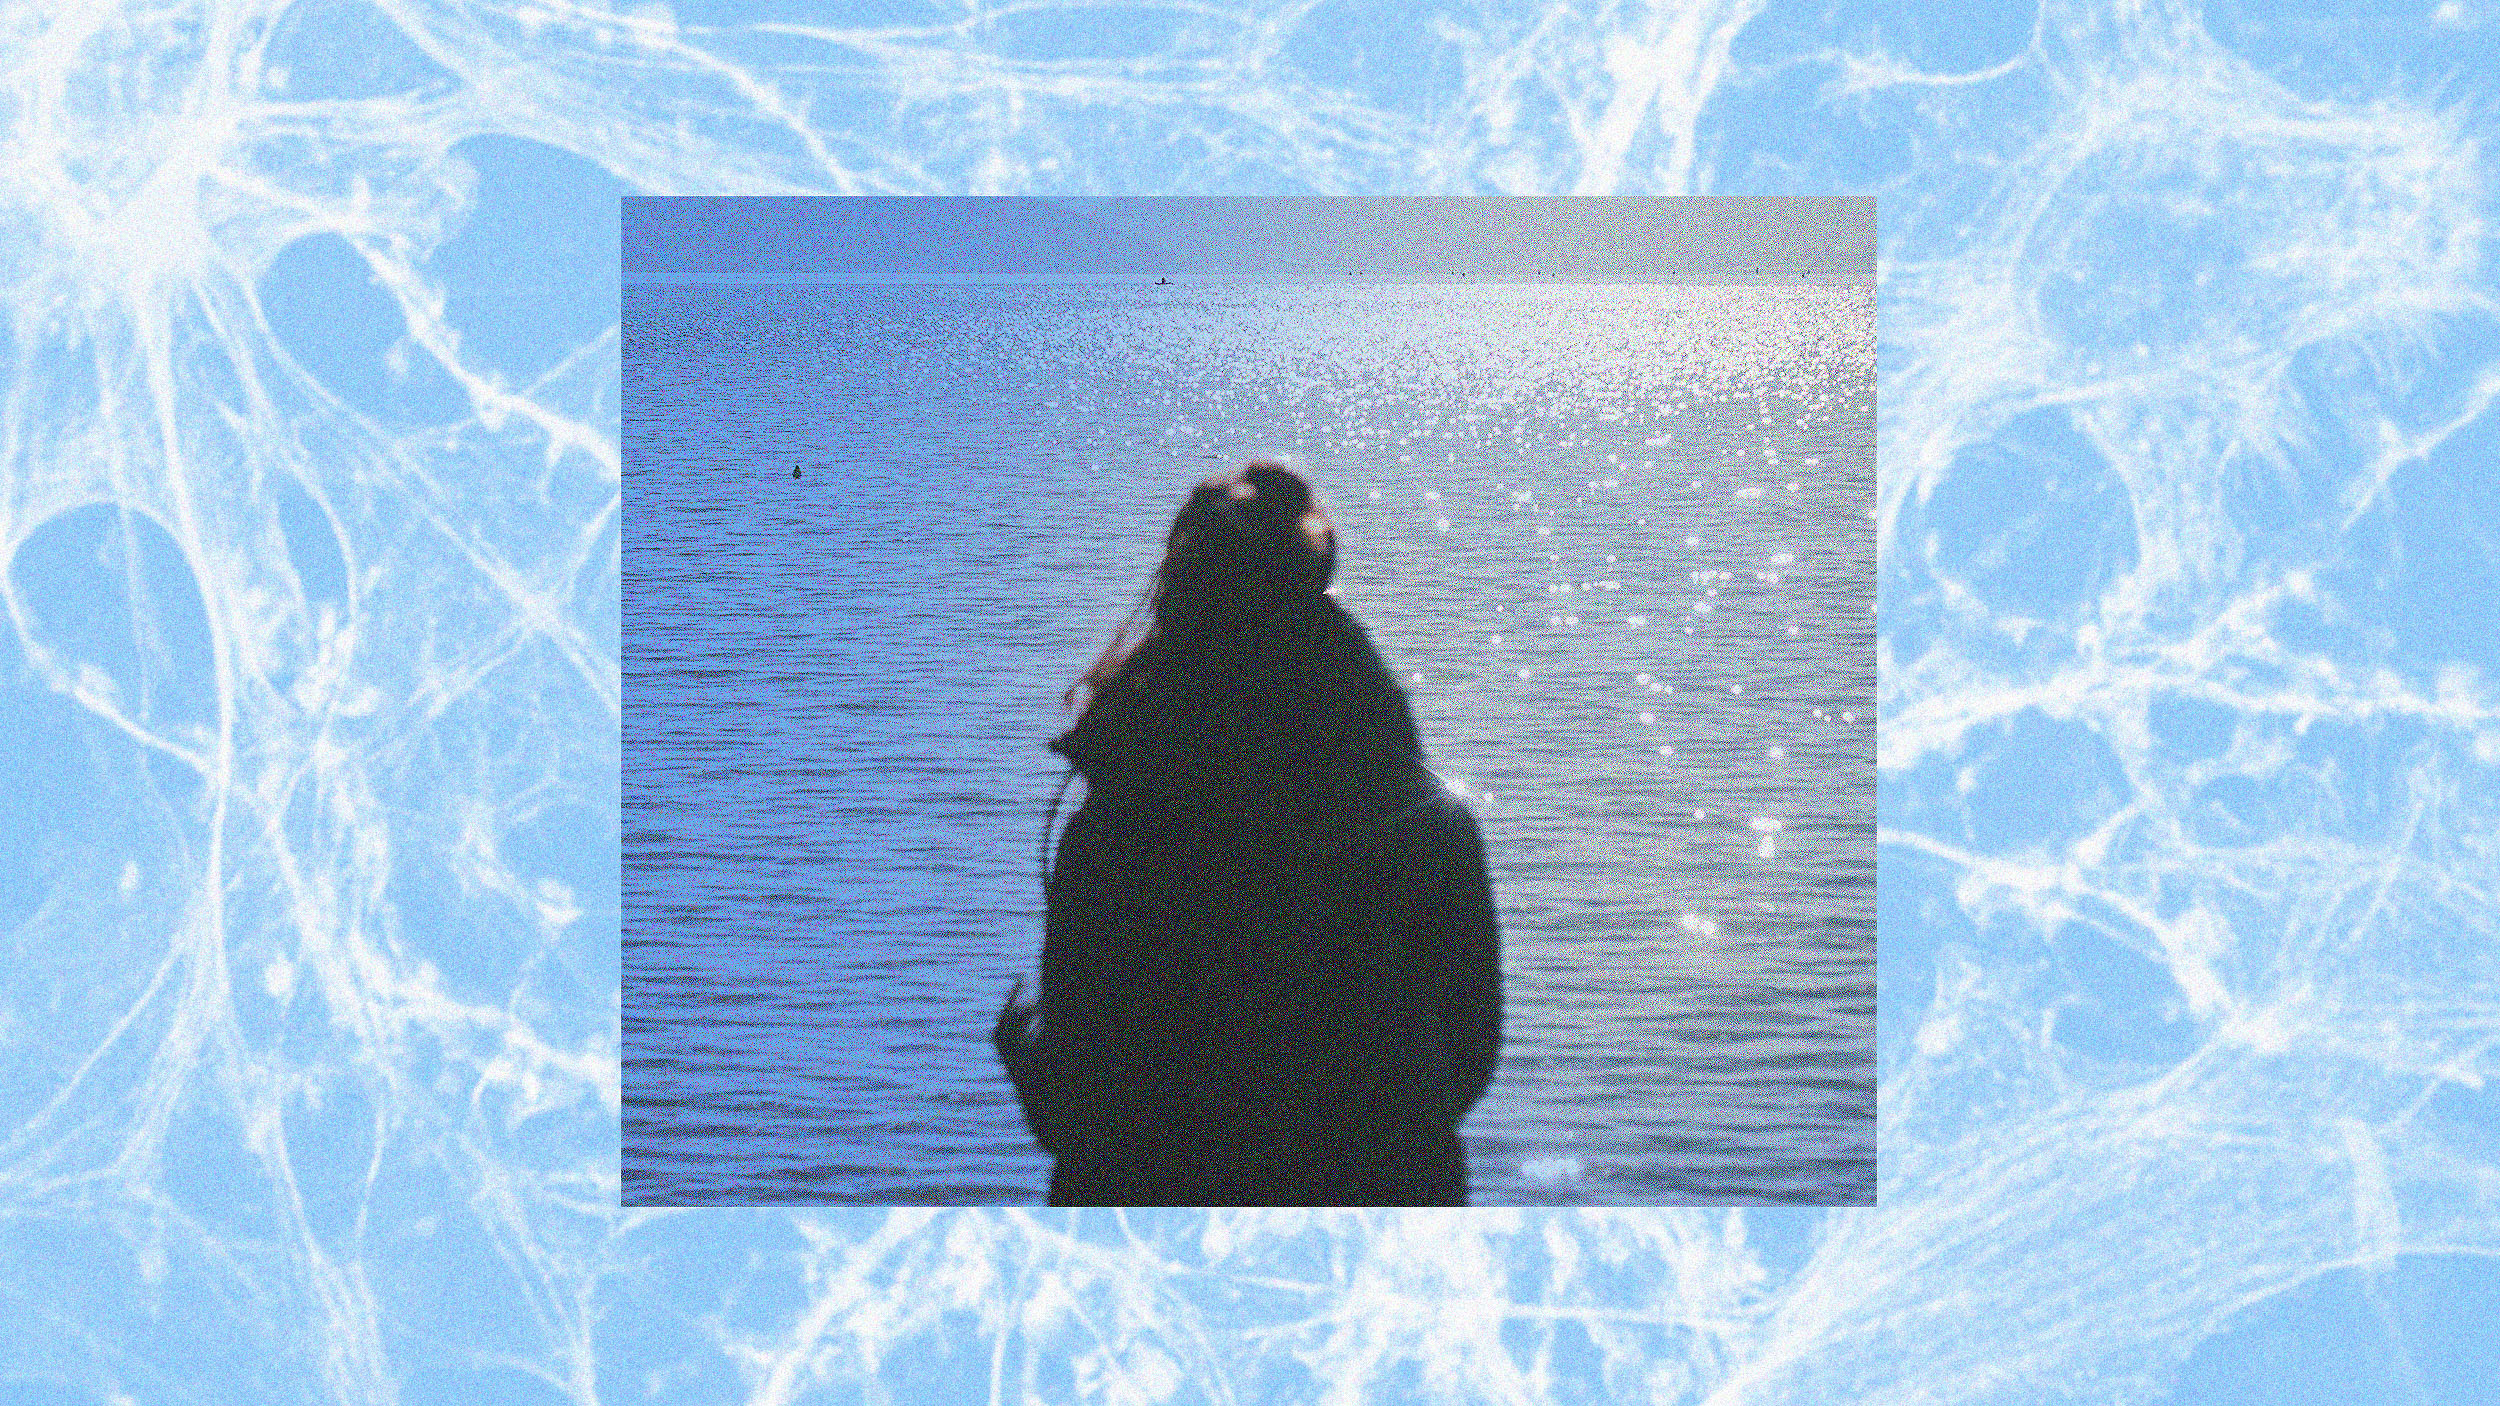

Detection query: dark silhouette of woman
xmin=994 ymin=461 xmax=1502 ymax=1205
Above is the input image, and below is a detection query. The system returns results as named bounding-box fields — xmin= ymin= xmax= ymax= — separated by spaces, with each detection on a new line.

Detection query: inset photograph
xmin=622 ymin=197 xmax=1875 ymax=1206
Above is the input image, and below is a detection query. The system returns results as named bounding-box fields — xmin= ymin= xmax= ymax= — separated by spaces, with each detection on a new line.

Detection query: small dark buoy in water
xmin=792 ymin=465 xmax=802 ymax=479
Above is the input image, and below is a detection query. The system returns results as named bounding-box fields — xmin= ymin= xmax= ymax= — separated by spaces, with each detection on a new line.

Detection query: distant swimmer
xmin=793 ymin=466 xmax=802 ymax=478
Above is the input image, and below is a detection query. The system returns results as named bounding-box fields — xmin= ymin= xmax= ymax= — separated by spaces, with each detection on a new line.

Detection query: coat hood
xmin=1050 ymin=594 xmax=1443 ymax=844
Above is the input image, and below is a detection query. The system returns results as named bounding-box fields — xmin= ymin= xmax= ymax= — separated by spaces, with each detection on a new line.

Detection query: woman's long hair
xmin=1064 ymin=460 xmax=1340 ymax=718
xmin=1054 ymin=461 xmax=1429 ymax=825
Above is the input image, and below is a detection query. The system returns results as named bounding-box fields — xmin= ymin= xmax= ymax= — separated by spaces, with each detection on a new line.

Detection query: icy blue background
xmin=2 ymin=0 xmax=2495 ymax=1402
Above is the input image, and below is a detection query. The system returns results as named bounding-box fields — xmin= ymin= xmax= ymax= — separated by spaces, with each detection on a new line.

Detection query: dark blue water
xmin=623 ymin=281 xmax=1875 ymax=1205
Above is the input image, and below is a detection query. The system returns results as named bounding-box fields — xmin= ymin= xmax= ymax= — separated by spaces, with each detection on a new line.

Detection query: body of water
xmin=623 ymin=280 xmax=1875 ymax=1205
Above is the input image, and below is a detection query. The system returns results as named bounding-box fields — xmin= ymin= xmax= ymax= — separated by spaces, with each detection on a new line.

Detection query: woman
xmin=994 ymin=461 xmax=1502 ymax=1206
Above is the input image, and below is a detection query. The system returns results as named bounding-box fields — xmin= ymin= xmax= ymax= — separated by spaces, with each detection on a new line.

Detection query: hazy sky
xmin=622 ymin=197 xmax=1874 ymax=284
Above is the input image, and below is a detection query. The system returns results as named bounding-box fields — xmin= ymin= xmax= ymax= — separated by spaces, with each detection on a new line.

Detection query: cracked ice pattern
xmin=1 ymin=0 xmax=2495 ymax=1403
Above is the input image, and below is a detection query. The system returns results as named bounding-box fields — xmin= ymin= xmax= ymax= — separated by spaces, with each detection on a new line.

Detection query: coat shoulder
xmin=1363 ymin=789 xmax=1484 ymax=863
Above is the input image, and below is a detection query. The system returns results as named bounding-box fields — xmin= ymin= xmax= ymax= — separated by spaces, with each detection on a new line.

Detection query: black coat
xmin=996 ymin=596 xmax=1502 ymax=1205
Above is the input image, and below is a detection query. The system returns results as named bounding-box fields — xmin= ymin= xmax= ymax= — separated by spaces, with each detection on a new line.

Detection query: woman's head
xmin=1055 ymin=460 xmax=1428 ymax=816
xmin=1065 ymin=461 xmax=1338 ymax=713
xmin=1156 ymin=461 xmax=1336 ymax=629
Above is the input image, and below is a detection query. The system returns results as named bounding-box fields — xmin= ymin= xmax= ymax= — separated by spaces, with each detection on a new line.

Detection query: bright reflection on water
xmin=624 ymin=281 xmax=1873 ymax=1205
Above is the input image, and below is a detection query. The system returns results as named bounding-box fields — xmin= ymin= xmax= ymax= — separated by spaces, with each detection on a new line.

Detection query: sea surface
xmin=623 ymin=280 xmax=1876 ymax=1205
